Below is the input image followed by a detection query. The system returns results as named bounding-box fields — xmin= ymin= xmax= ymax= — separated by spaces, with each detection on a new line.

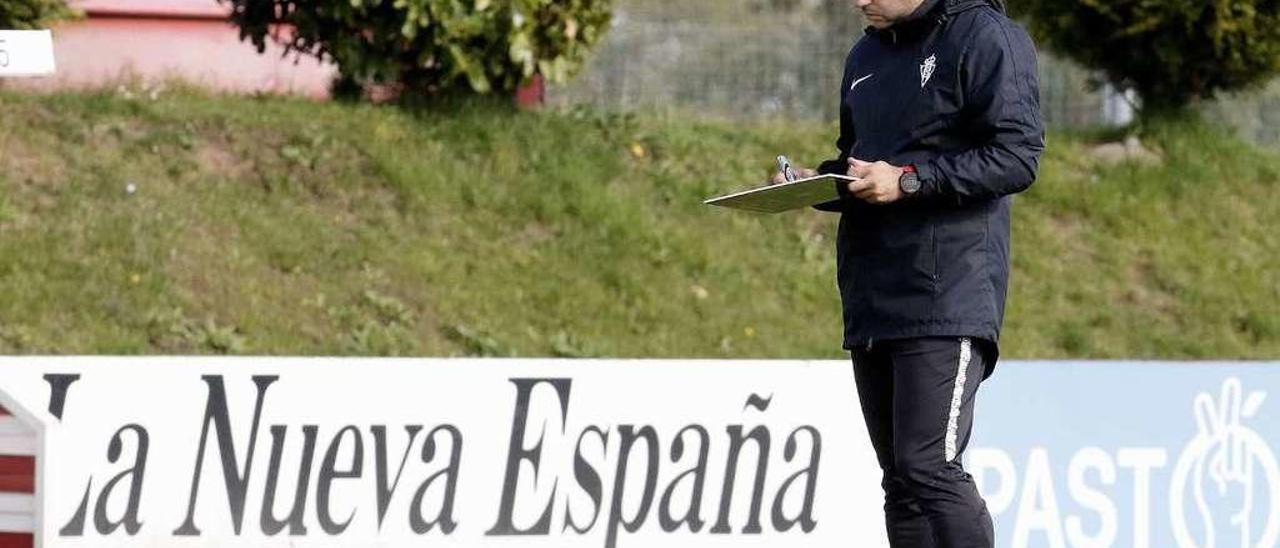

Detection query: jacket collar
xmin=944 ymin=0 xmax=1003 ymax=16
xmin=868 ymin=0 xmax=1002 ymax=43
xmin=903 ymin=0 xmax=945 ymax=25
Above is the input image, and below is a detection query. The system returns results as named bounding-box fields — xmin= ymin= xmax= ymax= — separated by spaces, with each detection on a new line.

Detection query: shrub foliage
xmin=1011 ymin=0 xmax=1280 ymax=115
xmin=0 ymin=0 xmax=73 ymax=29
xmin=222 ymin=0 xmax=613 ymax=97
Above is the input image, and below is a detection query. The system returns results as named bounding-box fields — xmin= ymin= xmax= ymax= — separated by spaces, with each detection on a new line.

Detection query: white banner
xmin=0 ymin=30 xmax=56 ymax=77
xmin=0 ymin=357 xmax=884 ymax=548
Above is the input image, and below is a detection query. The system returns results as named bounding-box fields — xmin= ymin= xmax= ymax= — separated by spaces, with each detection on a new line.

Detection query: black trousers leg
xmin=853 ymin=343 xmax=935 ymax=546
xmin=852 ymin=337 xmax=994 ymax=548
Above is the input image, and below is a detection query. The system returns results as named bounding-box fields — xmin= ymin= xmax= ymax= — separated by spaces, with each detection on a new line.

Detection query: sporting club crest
xmin=920 ymin=54 xmax=936 ymax=88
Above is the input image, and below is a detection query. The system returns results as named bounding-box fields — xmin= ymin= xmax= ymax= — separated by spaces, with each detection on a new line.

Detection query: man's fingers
xmin=850 ymin=158 xmax=877 ymax=174
xmin=848 ymin=178 xmax=888 ymax=204
xmin=771 ymin=166 xmax=816 ymax=185
xmin=847 ymin=178 xmax=872 ymax=193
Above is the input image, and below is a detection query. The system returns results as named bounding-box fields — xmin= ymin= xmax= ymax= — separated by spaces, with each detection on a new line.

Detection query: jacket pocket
xmin=874 ymin=212 xmax=937 ymax=296
xmin=930 ymin=221 xmax=940 ymax=293
xmin=933 ymin=204 xmax=989 ymax=299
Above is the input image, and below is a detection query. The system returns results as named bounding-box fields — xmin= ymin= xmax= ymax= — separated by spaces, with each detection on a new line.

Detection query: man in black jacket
xmin=775 ymin=0 xmax=1043 ymax=546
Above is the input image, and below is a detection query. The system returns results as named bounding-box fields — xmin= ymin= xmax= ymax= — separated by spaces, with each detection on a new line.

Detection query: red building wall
xmin=14 ymin=0 xmax=336 ymax=97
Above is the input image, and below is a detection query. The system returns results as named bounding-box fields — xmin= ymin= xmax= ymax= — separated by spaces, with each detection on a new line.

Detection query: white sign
xmin=0 ymin=357 xmax=885 ymax=548
xmin=0 ymin=30 xmax=56 ymax=77
xmin=961 ymin=362 xmax=1280 ymax=548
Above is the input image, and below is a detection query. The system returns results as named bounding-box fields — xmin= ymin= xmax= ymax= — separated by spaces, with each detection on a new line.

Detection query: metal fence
xmin=549 ymin=0 xmax=1280 ymax=145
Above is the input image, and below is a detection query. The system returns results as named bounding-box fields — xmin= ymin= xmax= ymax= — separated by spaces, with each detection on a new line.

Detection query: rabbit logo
xmin=1170 ymin=378 xmax=1280 ymax=547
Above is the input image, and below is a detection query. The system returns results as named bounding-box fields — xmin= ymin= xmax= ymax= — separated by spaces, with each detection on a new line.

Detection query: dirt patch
xmin=195 ymin=138 xmax=249 ymax=179
xmin=1046 ymin=213 xmax=1095 ymax=262
xmin=0 ymin=136 xmax=70 ymax=230
xmin=1088 ymin=136 xmax=1163 ymax=166
xmin=1119 ymin=254 xmax=1178 ymax=315
xmin=518 ymin=222 xmax=560 ymax=245
xmin=0 ymin=135 xmax=68 ymax=186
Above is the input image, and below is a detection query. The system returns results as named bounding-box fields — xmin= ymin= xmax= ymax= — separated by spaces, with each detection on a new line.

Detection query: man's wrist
xmin=898 ymin=164 xmax=922 ymax=197
xmin=909 ymin=161 xmax=941 ymax=200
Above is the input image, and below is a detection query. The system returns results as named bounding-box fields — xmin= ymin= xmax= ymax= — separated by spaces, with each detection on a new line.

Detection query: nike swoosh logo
xmin=850 ymin=73 xmax=874 ymax=91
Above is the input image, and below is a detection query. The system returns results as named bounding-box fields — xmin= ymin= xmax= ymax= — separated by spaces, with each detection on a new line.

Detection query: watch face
xmin=901 ymin=173 xmax=921 ymax=194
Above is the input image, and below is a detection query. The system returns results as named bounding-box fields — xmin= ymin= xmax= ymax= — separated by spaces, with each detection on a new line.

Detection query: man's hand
xmin=771 ymin=166 xmax=817 ymax=185
xmin=847 ymin=158 xmax=905 ymax=204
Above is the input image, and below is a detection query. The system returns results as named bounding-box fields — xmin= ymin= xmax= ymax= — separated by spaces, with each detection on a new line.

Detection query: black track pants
xmin=851 ymin=337 xmax=994 ymax=548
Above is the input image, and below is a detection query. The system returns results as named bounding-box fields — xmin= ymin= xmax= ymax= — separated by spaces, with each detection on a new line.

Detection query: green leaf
xmin=508 ymin=31 xmax=536 ymax=77
xmin=218 ymin=0 xmax=614 ymax=99
xmin=448 ymin=44 xmax=492 ymax=93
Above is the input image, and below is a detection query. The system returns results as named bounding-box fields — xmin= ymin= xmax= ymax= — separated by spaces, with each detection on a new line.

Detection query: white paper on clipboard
xmin=704 ymin=173 xmax=858 ymax=213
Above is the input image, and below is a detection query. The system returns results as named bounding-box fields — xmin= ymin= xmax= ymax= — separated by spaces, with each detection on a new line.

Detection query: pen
xmin=776 ymin=155 xmax=798 ymax=183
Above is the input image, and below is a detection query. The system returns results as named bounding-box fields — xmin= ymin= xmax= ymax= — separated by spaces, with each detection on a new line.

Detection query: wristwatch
xmin=899 ymin=164 xmax=922 ymax=196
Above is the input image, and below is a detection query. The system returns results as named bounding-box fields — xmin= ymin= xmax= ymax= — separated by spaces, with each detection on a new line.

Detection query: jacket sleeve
xmin=912 ymin=20 xmax=1044 ymax=205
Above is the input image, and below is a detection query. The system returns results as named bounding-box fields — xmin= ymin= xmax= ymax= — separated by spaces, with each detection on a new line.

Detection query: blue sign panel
xmin=968 ymin=361 xmax=1280 ymax=548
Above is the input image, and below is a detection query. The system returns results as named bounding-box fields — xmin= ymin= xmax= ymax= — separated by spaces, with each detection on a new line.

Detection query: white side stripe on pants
xmin=945 ymin=338 xmax=972 ymax=462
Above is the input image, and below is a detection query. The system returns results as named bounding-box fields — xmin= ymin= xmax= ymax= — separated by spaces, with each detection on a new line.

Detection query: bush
xmin=1011 ymin=0 xmax=1280 ymax=117
xmin=0 ymin=0 xmax=73 ymax=29
xmin=222 ymin=0 xmax=613 ymax=99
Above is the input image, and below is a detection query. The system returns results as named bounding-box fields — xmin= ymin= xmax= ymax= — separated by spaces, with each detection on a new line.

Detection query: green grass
xmin=0 ymin=87 xmax=1276 ymax=359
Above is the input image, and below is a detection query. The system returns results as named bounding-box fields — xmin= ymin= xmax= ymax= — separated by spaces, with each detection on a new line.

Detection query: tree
xmin=1010 ymin=0 xmax=1280 ymax=118
xmin=221 ymin=0 xmax=613 ymax=100
xmin=0 ymin=0 xmax=73 ymax=29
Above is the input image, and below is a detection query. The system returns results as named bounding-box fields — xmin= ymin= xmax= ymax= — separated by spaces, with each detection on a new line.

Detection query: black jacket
xmin=815 ymin=0 xmax=1044 ymax=371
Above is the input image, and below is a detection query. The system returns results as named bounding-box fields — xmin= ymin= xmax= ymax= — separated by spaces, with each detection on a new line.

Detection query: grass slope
xmin=0 ymin=89 xmax=1276 ymax=359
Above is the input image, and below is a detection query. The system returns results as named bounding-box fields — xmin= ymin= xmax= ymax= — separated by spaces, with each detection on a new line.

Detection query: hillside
xmin=0 ymin=88 xmax=1276 ymax=359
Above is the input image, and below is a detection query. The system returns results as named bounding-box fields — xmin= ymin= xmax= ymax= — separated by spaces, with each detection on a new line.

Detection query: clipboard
xmin=704 ymin=173 xmax=858 ymax=213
